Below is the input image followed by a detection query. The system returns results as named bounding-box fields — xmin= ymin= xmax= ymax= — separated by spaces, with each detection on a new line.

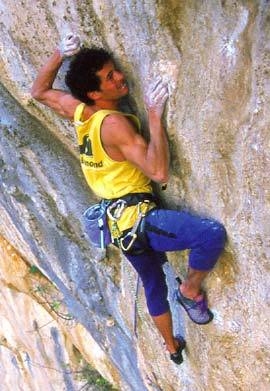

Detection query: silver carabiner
xmin=120 ymin=232 xmax=138 ymax=251
xmin=107 ymin=199 xmax=127 ymax=221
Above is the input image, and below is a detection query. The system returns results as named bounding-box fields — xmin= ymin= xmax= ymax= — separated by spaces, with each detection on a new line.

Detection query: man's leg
xmin=152 ymin=310 xmax=180 ymax=353
xmin=144 ymin=208 xmax=226 ymax=323
xmin=125 ymin=249 xmax=185 ymax=361
xmin=180 ymin=268 xmax=209 ymax=298
xmin=177 ymin=215 xmax=226 ymax=323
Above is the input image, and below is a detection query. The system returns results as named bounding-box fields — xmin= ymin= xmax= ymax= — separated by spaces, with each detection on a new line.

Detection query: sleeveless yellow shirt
xmin=74 ymin=103 xmax=153 ymax=232
xmin=74 ymin=103 xmax=152 ymax=199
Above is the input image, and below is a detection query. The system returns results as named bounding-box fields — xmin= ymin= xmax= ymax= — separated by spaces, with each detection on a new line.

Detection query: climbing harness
xmin=83 ymin=193 xmax=156 ymax=252
xmin=106 ymin=193 xmax=155 ymax=254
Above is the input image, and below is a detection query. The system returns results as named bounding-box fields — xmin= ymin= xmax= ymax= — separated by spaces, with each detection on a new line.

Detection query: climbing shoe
xmin=174 ymin=277 xmax=214 ymax=325
xmin=170 ymin=335 xmax=186 ymax=365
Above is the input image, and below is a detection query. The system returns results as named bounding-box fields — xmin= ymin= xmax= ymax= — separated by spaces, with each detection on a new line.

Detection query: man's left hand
xmin=144 ymin=77 xmax=169 ymax=117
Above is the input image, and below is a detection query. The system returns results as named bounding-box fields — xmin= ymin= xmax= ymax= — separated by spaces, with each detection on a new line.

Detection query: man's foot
xmin=169 ymin=335 xmax=186 ymax=365
xmin=174 ymin=277 xmax=214 ymax=325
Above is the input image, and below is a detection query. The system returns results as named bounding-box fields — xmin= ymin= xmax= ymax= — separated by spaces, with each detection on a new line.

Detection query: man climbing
xmin=31 ymin=34 xmax=226 ymax=365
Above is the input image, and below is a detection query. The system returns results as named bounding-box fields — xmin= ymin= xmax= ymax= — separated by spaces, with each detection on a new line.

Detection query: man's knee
xmin=207 ymin=221 xmax=227 ymax=249
xmin=201 ymin=220 xmax=226 ymax=266
xmin=189 ymin=220 xmax=226 ymax=271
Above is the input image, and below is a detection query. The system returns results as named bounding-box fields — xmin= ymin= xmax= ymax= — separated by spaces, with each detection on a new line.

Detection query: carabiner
xmin=120 ymin=232 xmax=138 ymax=252
xmin=107 ymin=199 xmax=127 ymax=221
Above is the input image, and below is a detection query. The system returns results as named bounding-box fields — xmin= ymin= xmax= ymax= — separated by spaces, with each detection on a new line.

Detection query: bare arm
xmin=146 ymin=108 xmax=169 ymax=183
xmin=102 ymin=78 xmax=169 ymax=183
xmin=102 ymin=109 xmax=169 ymax=184
xmin=140 ymin=78 xmax=169 ymax=183
xmin=31 ymin=35 xmax=81 ymax=119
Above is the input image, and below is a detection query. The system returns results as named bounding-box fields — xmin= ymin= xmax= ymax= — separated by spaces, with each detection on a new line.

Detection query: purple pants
xmin=125 ymin=209 xmax=226 ymax=316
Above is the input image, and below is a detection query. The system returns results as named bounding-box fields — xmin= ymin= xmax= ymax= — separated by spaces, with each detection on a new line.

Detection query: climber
xmin=31 ymin=33 xmax=226 ymax=365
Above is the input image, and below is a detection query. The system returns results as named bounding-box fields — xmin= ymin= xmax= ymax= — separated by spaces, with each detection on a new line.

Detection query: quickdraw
xmin=107 ymin=199 xmax=127 ymax=246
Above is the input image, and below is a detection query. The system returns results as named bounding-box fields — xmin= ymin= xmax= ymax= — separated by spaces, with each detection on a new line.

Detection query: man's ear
xmin=87 ymin=90 xmax=102 ymax=101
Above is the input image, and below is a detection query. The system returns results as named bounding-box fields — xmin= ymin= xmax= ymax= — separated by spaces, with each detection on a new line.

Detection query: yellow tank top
xmin=74 ymin=103 xmax=154 ymax=232
xmin=74 ymin=103 xmax=152 ymax=199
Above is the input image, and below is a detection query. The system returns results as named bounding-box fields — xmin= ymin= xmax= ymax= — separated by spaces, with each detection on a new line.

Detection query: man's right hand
xmin=31 ymin=34 xmax=82 ymax=119
xmin=59 ymin=33 xmax=81 ymax=58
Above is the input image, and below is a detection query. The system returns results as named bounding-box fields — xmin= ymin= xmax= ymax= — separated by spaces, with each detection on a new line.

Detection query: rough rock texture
xmin=0 ymin=1 xmax=270 ymax=390
xmin=0 ymin=236 xmax=117 ymax=391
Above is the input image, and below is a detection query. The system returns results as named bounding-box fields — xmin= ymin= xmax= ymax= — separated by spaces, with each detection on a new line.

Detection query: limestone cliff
xmin=0 ymin=1 xmax=270 ymax=390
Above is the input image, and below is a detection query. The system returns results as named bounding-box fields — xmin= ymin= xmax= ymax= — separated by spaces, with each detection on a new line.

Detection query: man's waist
xmin=105 ymin=192 xmax=158 ymax=207
xmin=106 ymin=194 xmax=157 ymax=236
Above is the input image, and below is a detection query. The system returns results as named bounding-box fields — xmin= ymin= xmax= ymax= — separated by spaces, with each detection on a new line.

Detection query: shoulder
xmin=102 ymin=112 xmax=137 ymax=133
xmin=101 ymin=112 xmax=144 ymax=149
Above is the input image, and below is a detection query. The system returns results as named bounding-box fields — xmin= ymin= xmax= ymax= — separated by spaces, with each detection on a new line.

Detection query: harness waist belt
xmin=105 ymin=192 xmax=157 ymax=207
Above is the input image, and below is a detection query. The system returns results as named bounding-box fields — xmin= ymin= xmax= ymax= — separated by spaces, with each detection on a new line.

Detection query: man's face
xmin=95 ymin=61 xmax=129 ymax=101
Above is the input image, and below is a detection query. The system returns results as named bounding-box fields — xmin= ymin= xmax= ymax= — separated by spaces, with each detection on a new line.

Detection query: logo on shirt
xmin=79 ymin=135 xmax=93 ymax=156
xmin=79 ymin=136 xmax=103 ymax=168
xmin=80 ymin=157 xmax=103 ymax=167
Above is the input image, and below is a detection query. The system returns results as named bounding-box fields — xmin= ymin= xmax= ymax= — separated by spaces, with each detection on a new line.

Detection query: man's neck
xmin=95 ymin=99 xmax=120 ymax=110
xmin=82 ymin=101 xmax=120 ymax=121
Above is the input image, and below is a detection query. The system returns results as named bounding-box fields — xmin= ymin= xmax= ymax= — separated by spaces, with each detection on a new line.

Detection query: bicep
xmin=104 ymin=115 xmax=149 ymax=168
xmin=34 ymin=89 xmax=80 ymax=119
xmin=119 ymin=133 xmax=148 ymax=166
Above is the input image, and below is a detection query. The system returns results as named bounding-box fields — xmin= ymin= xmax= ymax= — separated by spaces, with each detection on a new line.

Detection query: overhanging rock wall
xmin=0 ymin=1 xmax=270 ymax=390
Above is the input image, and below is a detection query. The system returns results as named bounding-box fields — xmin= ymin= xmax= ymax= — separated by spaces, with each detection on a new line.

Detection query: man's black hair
xmin=65 ymin=47 xmax=112 ymax=105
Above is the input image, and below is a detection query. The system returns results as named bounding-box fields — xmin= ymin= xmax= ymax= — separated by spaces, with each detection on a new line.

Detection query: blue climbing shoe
xmin=174 ymin=277 xmax=214 ymax=325
xmin=170 ymin=335 xmax=186 ymax=365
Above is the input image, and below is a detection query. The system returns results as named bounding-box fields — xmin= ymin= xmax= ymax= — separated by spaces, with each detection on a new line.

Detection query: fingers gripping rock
xmin=59 ymin=33 xmax=81 ymax=58
xmin=145 ymin=77 xmax=169 ymax=116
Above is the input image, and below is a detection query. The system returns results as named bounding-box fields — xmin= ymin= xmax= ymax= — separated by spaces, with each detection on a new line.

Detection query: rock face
xmin=0 ymin=1 xmax=270 ymax=390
